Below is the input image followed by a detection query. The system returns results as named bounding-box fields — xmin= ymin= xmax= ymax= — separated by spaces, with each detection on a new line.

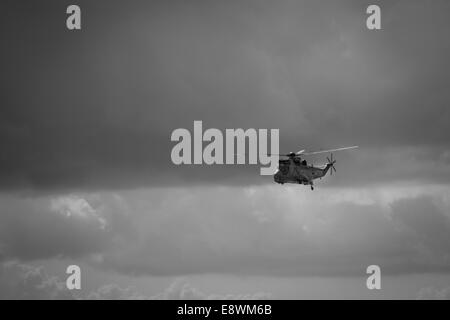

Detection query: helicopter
xmin=272 ymin=146 xmax=358 ymax=190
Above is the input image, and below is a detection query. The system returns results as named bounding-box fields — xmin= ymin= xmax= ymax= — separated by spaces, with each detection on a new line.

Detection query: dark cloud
xmin=0 ymin=0 xmax=449 ymax=191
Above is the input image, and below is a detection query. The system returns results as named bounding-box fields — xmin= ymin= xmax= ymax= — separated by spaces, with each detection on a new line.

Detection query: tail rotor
xmin=326 ymin=153 xmax=337 ymax=175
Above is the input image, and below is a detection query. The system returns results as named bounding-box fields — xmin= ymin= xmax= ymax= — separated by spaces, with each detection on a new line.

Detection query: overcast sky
xmin=1 ymin=0 xmax=450 ymax=299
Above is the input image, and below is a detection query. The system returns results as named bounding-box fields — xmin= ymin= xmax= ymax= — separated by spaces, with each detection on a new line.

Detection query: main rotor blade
xmin=260 ymin=153 xmax=298 ymax=157
xmin=302 ymin=146 xmax=358 ymax=156
xmin=234 ymin=153 xmax=283 ymax=156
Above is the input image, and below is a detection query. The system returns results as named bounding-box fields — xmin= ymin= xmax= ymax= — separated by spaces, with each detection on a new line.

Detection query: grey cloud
xmin=417 ymin=286 xmax=450 ymax=300
xmin=87 ymin=279 xmax=272 ymax=300
xmin=2 ymin=186 xmax=450 ymax=277
xmin=0 ymin=261 xmax=74 ymax=299
xmin=87 ymin=283 xmax=147 ymax=300
xmin=150 ymin=278 xmax=271 ymax=300
xmin=0 ymin=260 xmax=145 ymax=300
xmin=391 ymin=196 xmax=450 ymax=255
xmin=0 ymin=261 xmax=270 ymax=300
xmin=86 ymin=187 xmax=450 ymax=277
xmin=0 ymin=194 xmax=129 ymax=260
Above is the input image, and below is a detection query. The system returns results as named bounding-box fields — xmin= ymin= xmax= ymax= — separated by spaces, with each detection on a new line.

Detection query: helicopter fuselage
xmin=271 ymin=146 xmax=355 ymax=189
xmin=273 ymin=157 xmax=332 ymax=186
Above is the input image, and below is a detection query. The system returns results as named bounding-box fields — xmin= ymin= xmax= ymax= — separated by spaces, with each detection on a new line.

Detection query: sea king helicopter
xmin=272 ymin=146 xmax=358 ymax=190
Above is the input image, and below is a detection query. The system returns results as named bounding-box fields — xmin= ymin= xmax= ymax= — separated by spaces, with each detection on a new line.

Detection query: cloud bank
xmin=1 ymin=185 xmax=450 ymax=277
xmin=0 ymin=261 xmax=270 ymax=300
